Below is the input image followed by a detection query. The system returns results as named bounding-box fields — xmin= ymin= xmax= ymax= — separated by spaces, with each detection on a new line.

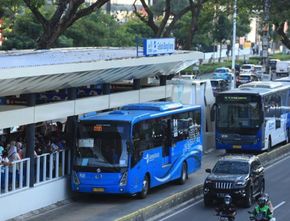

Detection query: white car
xmin=254 ymin=65 xmax=264 ymax=79
xmin=240 ymin=64 xmax=256 ymax=75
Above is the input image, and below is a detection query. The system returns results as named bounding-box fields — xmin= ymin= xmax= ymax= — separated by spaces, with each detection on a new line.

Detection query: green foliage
xmin=213 ymin=14 xmax=231 ymax=43
xmin=1 ymin=10 xmax=155 ymax=49
xmin=1 ymin=11 xmax=40 ymax=50
xmin=270 ymin=53 xmax=290 ymax=61
xmin=152 ymin=0 xmax=189 ymax=16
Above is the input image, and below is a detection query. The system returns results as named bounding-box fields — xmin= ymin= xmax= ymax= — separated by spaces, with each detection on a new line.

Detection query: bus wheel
xmin=268 ymin=137 xmax=272 ymax=151
xmin=177 ymin=162 xmax=188 ymax=185
xmin=138 ymin=175 xmax=149 ymax=199
xmin=287 ymin=129 xmax=290 ymax=143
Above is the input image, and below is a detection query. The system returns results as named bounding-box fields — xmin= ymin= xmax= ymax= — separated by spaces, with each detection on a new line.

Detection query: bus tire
xmin=177 ymin=162 xmax=188 ymax=185
xmin=138 ymin=175 xmax=150 ymax=199
xmin=287 ymin=129 xmax=290 ymax=143
xmin=267 ymin=137 xmax=272 ymax=151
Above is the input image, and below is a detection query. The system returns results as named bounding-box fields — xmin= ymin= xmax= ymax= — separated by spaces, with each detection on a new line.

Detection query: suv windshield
xmin=213 ymin=160 xmax=249 ymax=174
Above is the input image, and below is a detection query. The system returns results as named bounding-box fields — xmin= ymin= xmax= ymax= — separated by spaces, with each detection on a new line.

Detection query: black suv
xmin=203 ymin=155 xmax=264 ymax=208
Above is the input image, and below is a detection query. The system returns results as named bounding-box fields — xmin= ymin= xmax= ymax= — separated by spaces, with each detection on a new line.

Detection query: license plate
xmin=92 ymin=188 xmax=104 ymax=192
xmin=233 ymin=145 xmax=241 ymax=149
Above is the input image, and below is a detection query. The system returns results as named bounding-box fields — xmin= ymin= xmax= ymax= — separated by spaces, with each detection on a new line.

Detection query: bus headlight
xmin=72 ymin=171 xmax=80 ymax=185
xmin=120 ymin=171 xmax=128 ymax=186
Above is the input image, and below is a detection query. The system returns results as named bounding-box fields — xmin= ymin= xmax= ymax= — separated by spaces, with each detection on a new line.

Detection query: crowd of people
xmin=0 ymin=121 xmax=66 ymax=189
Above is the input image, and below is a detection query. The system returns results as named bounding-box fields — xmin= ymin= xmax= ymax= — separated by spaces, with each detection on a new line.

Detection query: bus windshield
xmin=217 ymin=99 xmax=261 ymax=131
xmin=75 ymin=122 xmax=130 ymax=169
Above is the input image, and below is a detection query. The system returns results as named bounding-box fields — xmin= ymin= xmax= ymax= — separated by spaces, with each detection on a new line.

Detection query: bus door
xmin=161 ymin=118 xmax=172 ymax=166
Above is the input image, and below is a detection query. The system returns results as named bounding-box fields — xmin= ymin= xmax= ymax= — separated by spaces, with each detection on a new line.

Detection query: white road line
xmin=273 ymin=201 xmax=286 ymax=211
xmin=158 ymin=154 xmax=289 ymax=221
xmin=265 ymin=154 xmax=290 ymax=171
xmin=158 ymin=199 xmax=203 ymax=221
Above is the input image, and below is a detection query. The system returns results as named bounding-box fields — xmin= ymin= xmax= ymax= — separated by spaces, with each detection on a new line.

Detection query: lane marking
xmin=158 ymin=199 xmax=203 ymax=221
xmin=265 ymin=154 xmax=290 ymax=171
xmin=158 ymin=154 xmax=290 ymax=221
xmin=273 ymin=201 xmax=286 ymax=211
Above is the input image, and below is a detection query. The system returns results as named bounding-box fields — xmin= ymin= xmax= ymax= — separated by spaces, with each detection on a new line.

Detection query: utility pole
xmin=262 ymin=0 xmax=271 ymax=77
xmin=231 ymin=0 xmax=237 ymax=88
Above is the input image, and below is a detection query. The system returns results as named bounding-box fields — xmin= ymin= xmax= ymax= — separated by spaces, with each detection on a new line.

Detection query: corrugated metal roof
xmin=0 ymin=47 xmax=203 ymax=97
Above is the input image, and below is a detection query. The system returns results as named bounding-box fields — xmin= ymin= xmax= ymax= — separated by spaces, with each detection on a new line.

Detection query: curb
xmin=116 ymin=144 xmax=290 ymax=221
xmin=116 ymin=184 xmax=203 ymax=221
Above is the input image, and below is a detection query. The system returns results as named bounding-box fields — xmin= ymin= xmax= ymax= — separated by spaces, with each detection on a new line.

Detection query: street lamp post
xmin=232 ymin=0 xmax=237 ymax=88
xmin=262 ymin=0 xmax=271 ymax=78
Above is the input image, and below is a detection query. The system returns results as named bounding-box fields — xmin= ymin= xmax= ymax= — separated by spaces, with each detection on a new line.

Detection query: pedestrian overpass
xmin=0 ymin=47 xmax=203 ymax=220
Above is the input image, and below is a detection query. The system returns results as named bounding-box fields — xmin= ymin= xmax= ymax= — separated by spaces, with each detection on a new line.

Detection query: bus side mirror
xmin=126 ymin=141 xmax=132 ymax=154
xmin=210 ymin=103 xmax=217 ymax=122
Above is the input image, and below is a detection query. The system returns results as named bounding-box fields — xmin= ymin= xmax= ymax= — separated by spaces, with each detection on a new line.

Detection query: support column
xmin=102 ymin=83 xmax=110 ymax=95
xmin=25 ymin=93 xmax=36 ymax=187
xmin=66 ymin=88 xmax=77 ymax=171
xmin=159 ymin=75 xmax=167 ymax=101
xmin=133 ymin=79 xmax=141 ymax=90
xmin=159 ymin=75 xmax=167 ymax=86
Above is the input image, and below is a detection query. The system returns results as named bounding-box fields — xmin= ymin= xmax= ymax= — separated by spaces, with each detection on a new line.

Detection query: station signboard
xmin=143 ymin=38 xmax=175 ymax=56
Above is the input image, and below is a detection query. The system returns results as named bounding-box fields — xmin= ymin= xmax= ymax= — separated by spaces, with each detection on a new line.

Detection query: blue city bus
xmin=71 ymin=102 xmax=202 ymax=198
xmin=212 ymin=81 xmax=290 ymax=152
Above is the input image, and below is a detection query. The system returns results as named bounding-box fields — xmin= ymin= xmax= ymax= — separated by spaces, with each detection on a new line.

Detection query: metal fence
xmin=0 ymin=149 xmax=71 ymax=196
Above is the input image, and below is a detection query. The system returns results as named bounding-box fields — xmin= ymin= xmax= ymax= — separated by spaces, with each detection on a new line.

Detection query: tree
xmin=250 ymin=0 xmax=290 ymax=49
xmin=20 ymin=0 xmax=110 ymax=49
xmin=213 ymin=14 xmax=231 ymax=61
xmin=271 ymin=0 xmax=290 ymax=49
xmin=133 ymin=0 xmax=207 ymax=50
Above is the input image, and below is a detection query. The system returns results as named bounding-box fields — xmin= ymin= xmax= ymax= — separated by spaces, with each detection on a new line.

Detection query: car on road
xmin=254 ymin=65 xmax=264 ymax=80
xmin=269 ymin=59 xmax=280 ymax=72
xmin=210 ymin=79 xmax=228 ymax=96
xmin=203 ymin=155 xmax=265 ymax=208
xmin=236 ymin=73 xmax=259 ymax=87
xmin=240 ymin=64 xmax=256 ymax=75
xmin=212 ymin=67 xmax=234 ymax=83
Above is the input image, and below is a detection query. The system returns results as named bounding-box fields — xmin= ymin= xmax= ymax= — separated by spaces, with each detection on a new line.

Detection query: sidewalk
xmin=11 ymin=149 xmax=225 ymax=221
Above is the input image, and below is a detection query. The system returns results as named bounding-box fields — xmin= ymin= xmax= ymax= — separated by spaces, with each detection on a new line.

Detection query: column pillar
xmin=25 ymin=93 xmax=36 ymax=187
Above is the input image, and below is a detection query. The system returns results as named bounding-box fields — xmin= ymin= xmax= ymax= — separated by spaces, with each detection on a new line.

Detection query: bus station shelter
xmin=0 ymin=47 xmax=203 ymax=220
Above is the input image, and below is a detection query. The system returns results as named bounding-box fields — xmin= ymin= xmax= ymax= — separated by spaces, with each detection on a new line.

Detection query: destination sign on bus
xmin=224 ymin=96 xmax=249 ymax=101
xmin=218 ymin=95 xmax=259 ymax=103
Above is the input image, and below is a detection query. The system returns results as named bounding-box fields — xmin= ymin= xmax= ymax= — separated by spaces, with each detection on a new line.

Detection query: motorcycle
xmin=216 ymin=212 xmax=236 ymax=221
xmin=248 ymin=211 xmax=276 ymax=221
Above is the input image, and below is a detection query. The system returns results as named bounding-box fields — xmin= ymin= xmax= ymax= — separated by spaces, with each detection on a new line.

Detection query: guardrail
xmin=35 ymin=149 xmax=71 ymax=186
xmin=0 ymin=149 xmax=71 ymax=196
xmin=0 ymin=158 xmax=30 ymax=194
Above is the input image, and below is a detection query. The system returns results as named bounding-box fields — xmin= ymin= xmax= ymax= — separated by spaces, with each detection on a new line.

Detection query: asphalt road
xmin=153 ymin=155 xmax=290 ymax=221
xmin=18 ymin=150 xmax=225 ymax=221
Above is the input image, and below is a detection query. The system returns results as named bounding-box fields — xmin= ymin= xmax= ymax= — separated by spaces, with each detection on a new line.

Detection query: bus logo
xmin=97 ymin=168 xmax=101 ymax=173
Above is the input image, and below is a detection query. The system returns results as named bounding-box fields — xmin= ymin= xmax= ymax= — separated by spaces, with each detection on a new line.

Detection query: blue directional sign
xmin=143 ymin=38 xmax=175 ymax=56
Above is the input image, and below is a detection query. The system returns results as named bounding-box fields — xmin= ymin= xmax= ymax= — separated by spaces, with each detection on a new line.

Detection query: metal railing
xmin=0 ymin=149 xmax=71 ymax=196
xmin=35 ymin=149 xmax=71 ymax=186
xmin=0 ymin=158 xmax=30 ymax=195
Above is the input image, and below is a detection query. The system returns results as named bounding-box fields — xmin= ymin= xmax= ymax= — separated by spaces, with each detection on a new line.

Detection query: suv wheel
xmin=244 ymin=185 xmax=253 ymax=208
xmin=260 ymin=180 xmax=265 ymax=194
xmin=204 ymin=196 xmax=212 ymax=207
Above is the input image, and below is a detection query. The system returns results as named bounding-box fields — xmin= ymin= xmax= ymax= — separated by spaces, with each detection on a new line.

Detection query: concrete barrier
xmin=116 ymin=144 xmax=290 ymax=221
